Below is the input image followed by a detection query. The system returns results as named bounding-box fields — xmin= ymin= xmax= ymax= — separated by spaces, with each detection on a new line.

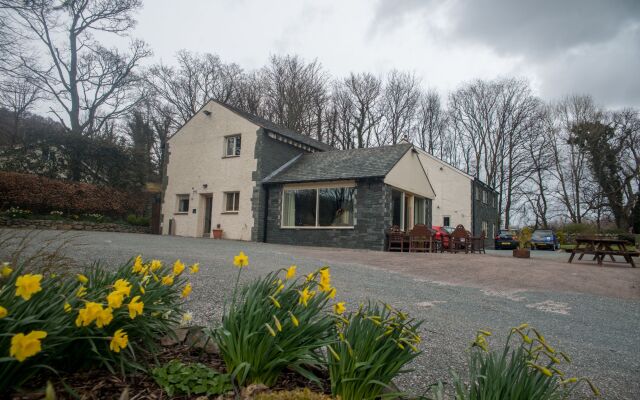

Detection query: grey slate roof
xmin=214 ymin=100 xmax=334 ymax=152
xmin=264 ymin=143 xmax=413 ymax=183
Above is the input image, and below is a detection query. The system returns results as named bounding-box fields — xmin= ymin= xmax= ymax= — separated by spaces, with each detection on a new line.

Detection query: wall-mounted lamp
xmin=203 ymin=184 xmax=208 ymax=189
xmin=203 ymin=110 xmax=211 ymax=116
xmin=439 ymin=167 xmax=443 ymax=171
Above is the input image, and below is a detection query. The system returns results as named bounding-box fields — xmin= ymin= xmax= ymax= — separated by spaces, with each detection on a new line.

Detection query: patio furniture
xmin=447 ymin=224 xmax=470 ymax=253
xmin=470 ymin=231 xmax=486 ymax=254
xmin=568 ymin=236 xmax=637 ymax=268
xmin=387 ymin=227 xmax=406 ymax=252
xmin=408 ymin=224 xmax=433 ymax=252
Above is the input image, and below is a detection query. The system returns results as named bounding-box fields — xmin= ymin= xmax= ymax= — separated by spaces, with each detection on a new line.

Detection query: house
xmin=161 ymin=99 xmax=498 ymax=250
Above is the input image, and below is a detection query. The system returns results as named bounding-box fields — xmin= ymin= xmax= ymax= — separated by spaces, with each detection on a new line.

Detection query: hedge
xmin=0 ymin=171 xmax=148 ymax=217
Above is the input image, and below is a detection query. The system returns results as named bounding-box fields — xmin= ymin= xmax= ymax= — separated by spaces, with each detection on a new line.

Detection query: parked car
xmin=494 ymin=229 xmax=519 ymax=249
xmin=531 ymin=229 xmax=559 ymax=250
xmin=432 ymin=225 xmax=451 ymax=249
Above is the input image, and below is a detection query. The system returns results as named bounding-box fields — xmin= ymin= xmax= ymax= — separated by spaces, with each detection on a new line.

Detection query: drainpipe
xmin=262 ymin=185 xmax=269 ymax=243
xmin=472 ymin=181 xmax=476 ymax=235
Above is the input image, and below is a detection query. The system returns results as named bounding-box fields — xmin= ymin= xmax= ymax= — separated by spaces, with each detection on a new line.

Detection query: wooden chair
xmin=387 ymin=226 xmax=405 ymax=252
xmin=409 ymin=224 xmax=432 ymax=252
xmin=448 ymin=224 xmax=470 ymax=253
xmin=471 ymin=231 xmax=486 ymax=254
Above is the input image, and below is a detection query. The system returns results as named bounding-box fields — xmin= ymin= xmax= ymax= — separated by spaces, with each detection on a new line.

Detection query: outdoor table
xmin=568 ymin=237 xmax=637 ymax=268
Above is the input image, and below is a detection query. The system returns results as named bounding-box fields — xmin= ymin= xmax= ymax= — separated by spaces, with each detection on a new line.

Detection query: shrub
xmin=328 ymin=302 xmax=422 ymax=400
xmin=48 ymin=211 xmax=64 ymax=221
xmin=2 ymin=206 xmax=32 ymax=219
xmin=82 ymin=213 xmax=106 ymax=223
xmin=151 ymin=359 xmax=232 ymax=396
xmin=432 ymin=324 xmax=599 ymax=400
xmin=562 ymin=223 xmax=597 ymax=235
xmin=126 ymin=214 xmax=150 ymax=227
xmin=0 ymin=255 xmax=198 ymax=392
xmin=0 ymin=171 xmax=148 ymax=217
xmin=519 ymin=227 xmax=532 ymax=249
xmin=211 ymin=260 xmax=335 ymax=387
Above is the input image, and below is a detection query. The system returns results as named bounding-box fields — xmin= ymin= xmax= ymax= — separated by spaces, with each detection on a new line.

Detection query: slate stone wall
xmin=251 ymin=129 xmax=304 ymax=241
xmin=264 ymin=178 xmax=392 ymax=250
xmin=0 ymin=218 xmax=150 ymax=234
xmin=471 ymin=179 xmax=499 ymax=243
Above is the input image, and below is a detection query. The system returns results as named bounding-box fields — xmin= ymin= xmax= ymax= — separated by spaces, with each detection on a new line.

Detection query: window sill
xmin=174 ymin=212 xmax=188 ymax=215
xmin=221 ymin=211 xmax=239 ymax=214
xmin=280 ymin=226 xmax=355 ymax=230
xmin=222 ymin=155 xmax=240 ymax=159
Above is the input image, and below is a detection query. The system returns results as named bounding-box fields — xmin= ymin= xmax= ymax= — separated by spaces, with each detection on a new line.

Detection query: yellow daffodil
xmin=107 ymin=291 xmax=125 ymax=309
xmin=305 ymin=272 xmax=315 ymax=282
xmin=0 ymin=305 xmax=8 ymax=318
xmin=298 ymin=287 xmax=315 ymax=307
xmin=1 ymin=263 xmax=13 ymax=277
xmin=132 ymin=255 xmax=144 ymax=273
xmin=95 ymin=307 xmax=113 ymax=328
xmin=269 ymin=295 xmax=281 ymax=308
xmin=76 ymin=285 xmax=87 ymax=298
xmin=328 ymin=287 xmax=337 ymax=299
xmin=161 ymin=275 xmax=174 ymax=286
xmin=110 ymin=329 xmax=128 ymax=353
xmin=75 ymin=302 xmax=103 ymax=327
xmin=273 ymin=315 xmax=282 ymax=332
xmin=64 ymin=302 xmax=72 ymax=313
xmin=333 ymin=302 xmax=346 ymax=315
xmin=233 ymin=251 xmax=249 ymax=268
xmin=139 ymin=284 xmax=145 ymax=295
xmin=128 ymin=296 xmax=144 ymax=319
xmin=77 ymin=274 xmax=88 ymax=284
xmin=274 ymin=279 xmax=285 ymax=295
xmin=10 ymin=331 xmax=47 ymax=362
xmin=289 ymin=312 xmax=299 ymax=327
xmin=181 ymin=282 xmax=192 ymax=298
xmin=181 ymin=312 xmax=193 ymax=324
xmin=189 ymin=263 xmax=199 ymax=274
xmin=173 ymin=259 xmax=185 ymax=276
xmin=113 ymin=279 xmax=131 ymax=296
xmin=318 ymin=268 xmax=331 ymax=292
xmin=285 ymin=265 xmax=297 ymax=280
xmin=150 ymin=259 xmax=162 ymax=272
xmin=265 ymin=323 xmax=276 ymax=337
xmin=15 ymin=274 xmax=43 ymax=301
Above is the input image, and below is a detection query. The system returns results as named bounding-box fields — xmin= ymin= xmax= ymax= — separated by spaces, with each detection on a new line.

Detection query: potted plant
xmin=212 ymin=224 xmax=223 ymax=239
xmin=513 ymin=227 xmax=532 ymax=258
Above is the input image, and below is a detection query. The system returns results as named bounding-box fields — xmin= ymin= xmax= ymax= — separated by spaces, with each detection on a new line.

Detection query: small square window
xmin=443 ymin=216 xmax=450 ymax=227
xmin=177 ymin=195 xmax=189 ymax=213
xmin=225 ymin=192 xmax=239 ymax=212
xmin=225 ymin=135 xmax=241 ymax=157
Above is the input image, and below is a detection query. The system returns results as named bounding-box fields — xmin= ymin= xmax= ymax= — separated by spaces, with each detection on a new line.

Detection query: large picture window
xmin=282 ymin=186 xmax=355 ymax=228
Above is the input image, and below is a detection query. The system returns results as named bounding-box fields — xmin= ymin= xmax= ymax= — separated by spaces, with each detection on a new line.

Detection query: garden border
xmin=0 ymin=217 xmax=150 ymax=234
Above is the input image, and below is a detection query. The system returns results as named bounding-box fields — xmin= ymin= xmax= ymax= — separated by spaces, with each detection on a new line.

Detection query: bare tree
xmin=414 ymin=89 xmax=447 ymax=155
xmin=1 ymin=0 xmax=151 ymax=180
xmin=0 ymin=77 xmax=43 ymax=144
xmin=379 ymin=70 xmax=420 ymax=145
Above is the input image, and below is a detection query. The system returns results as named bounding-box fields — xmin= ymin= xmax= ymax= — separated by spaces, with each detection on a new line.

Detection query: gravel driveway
xmin=2 ymin=229 xmax=638 ymax=399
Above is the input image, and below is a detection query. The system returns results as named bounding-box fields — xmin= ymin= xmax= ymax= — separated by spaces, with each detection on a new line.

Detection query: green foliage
xmin=255 ymin=388 xmax=334 ymax=399
xmin=561 ymin=223 xmax=597 ymax=235
xmin=126 ymin=214 xmax=150 ymax=226
xmin=0 ymin=256 xmax=194 ymax=392
xmin=82 ymin=213 xmax=105 ymax=223
xmin=151 ymin=359 xmax=232 ymax=396
xmin=210 ymin=268 xmax=335 ymax=387
xmin=518 ymin=227 xmax=532 ymax=249
xmin=432 ymin=325 xmax=599 ymax=400
xmin=328 ymin=302 xmax=422 ymax=400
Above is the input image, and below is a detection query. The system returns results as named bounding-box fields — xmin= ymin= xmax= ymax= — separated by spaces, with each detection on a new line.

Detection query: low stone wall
xmin=0 ymin=217 xmax=150 ymax=234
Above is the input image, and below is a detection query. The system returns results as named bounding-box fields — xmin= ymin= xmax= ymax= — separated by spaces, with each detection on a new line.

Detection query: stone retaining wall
xmin=0 ymin=217 xmax=150 ymax=234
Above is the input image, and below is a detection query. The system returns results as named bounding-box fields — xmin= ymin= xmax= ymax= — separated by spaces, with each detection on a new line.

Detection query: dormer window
xmin=225 ymin=135 xmax=241 ymax=157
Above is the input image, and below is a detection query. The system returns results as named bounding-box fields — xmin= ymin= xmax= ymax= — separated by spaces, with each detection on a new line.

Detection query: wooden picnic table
xmin=568 ymin=237 xmax=637 ymax=268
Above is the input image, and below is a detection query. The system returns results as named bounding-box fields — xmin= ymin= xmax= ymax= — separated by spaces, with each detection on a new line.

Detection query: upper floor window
xmin=482 ymin=190 xmax=488 ymax=204
xmin=177 ymin=194 xmax=189 ymax=213
xmin=225 ymin=192 xmax=240 ymax=212
xmin=225 ymin=135 xmax=241 ymax=157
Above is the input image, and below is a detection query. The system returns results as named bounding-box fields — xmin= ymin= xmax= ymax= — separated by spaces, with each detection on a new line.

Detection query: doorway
xmin=203 ymin=195 xmax=213 ymax=237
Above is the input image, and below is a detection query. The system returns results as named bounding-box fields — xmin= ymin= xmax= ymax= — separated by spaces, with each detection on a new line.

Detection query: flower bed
xmin=1 ymin=251 xmax=601 ymax=399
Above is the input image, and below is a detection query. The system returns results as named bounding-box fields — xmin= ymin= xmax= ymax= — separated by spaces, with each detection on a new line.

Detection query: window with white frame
xmin=282 ymin=186 xmax=355 ymax=227
xmin=224 ymin=135 xmax=241 ymax=157
xmin=224 ymin=192 xmax=240 ymax=212
xmin=482 ymin=221 xmax=488 ymax=235
xmin=176 ymin=194 xmax=189 ymax=213
xmin=414 ymin=197 xmax=426 ymax=225
xmin=482 ymin=190 xmax=488 ymax=204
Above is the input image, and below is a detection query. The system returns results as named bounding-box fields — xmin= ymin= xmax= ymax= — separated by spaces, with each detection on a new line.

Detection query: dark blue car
xmin=531 ymin=230 xmax=559 ymax=250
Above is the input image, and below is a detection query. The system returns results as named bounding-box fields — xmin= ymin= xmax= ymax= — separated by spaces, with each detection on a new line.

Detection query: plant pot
xmin=513 ymin=248 xmax=530 ymax=258
xmin=212 ymin=229 xmax=223 ymax=239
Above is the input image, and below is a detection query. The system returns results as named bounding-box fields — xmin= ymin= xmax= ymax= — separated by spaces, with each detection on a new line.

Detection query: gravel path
xmin=2 ymin=229 xmax=638 ymax=399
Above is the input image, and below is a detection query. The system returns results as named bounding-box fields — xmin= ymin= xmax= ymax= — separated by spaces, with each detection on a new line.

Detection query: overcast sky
xmin=131 ymin=0 xmax=640 ymax=108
